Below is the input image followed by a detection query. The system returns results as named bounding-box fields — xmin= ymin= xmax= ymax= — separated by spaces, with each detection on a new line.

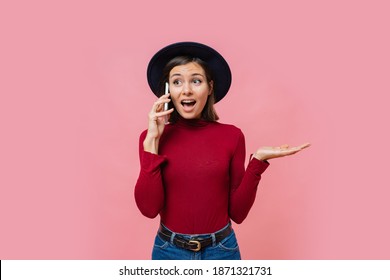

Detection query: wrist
xmin=143 ymin=136 xmax=159 ymax=154
xmin=253 ymin=152 xmax=268 ymax=161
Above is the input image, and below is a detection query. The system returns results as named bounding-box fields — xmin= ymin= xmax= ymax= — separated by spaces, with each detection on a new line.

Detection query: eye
xmin=172 ymin=79 xmax=182 ymax=86
xmin=192 ymin=79 xmax=202 ymax=84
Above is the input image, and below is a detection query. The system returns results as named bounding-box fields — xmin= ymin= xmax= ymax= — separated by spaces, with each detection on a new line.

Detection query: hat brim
xmin=147 ymin=42 xmax=231 ymax=103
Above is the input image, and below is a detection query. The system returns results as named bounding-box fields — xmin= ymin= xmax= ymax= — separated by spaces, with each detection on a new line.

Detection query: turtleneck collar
xmin=174 ymin=115 xmax=212 ymax=128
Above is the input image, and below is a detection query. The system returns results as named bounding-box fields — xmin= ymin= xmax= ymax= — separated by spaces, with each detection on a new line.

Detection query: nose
xmin=182 ymin=82 xmax=192 ymax=95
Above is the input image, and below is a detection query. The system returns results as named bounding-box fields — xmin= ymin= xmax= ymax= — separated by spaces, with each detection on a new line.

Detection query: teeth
xmin=182 ymin=100 xmax=195 ymax=103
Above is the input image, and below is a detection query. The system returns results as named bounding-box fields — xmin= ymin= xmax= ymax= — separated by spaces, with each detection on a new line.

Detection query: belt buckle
xmin=188 ymin=240 xmax=201 ymax=252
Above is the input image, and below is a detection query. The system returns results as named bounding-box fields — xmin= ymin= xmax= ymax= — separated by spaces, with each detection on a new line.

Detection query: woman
xmin=134 ymin=42 xmax=310 ymax=260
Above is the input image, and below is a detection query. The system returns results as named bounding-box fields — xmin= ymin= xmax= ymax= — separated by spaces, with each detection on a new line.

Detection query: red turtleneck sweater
xmin=134 ymin=117 xmax=269 ymax=234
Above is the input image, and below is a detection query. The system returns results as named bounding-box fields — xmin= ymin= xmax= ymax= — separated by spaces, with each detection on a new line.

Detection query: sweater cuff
xmin=141 ymin=151 xmax=167 ymax=172
xmin=248 ymin=156 xmax=270 ymax=176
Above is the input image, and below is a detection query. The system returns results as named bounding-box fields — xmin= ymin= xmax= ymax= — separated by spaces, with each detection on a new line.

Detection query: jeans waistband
xmin=158 ymin=223 xmax=232 ymax=252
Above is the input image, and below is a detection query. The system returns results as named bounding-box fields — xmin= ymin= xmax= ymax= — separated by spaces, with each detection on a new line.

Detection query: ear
xmin=208 ymin=80 xmax=214 ymax=95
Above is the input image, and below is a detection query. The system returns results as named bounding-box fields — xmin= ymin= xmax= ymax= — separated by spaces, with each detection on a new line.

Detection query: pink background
xmin=1 ymin=0 xmax=389 ymax=259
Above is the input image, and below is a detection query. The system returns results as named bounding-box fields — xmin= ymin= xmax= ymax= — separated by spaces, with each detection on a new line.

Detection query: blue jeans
xmin=151 ymin=223 xmax=241 ymax=260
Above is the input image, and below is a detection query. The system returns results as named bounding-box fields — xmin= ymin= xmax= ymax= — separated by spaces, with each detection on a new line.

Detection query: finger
xmin=282 ymin=143 xmax=310 ymax=152
xmin=283 ymin=145 xmax=309 ymax=156
xmin=149 ymin=106 xmax=174 ymax=121
xmin=158 ymin=94 xmax=171 ymax=104
xmin=156 ymin=93 xmax=170 ymax=99
xmin=281 ymin=149 xmax=300 ymax=156
xmin=155 ymin=108 xmax=174 ymax=118
xmin=153 ymin=98 xmax=171 ymax=107
xmin=152 ymin=99 xmax=171 ymax=112
xmin=298 ymin=143 xmax=311 ymax=149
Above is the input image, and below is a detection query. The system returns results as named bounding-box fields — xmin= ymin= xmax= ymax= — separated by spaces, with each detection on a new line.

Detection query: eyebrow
xmin=170 ymin=73 xmax=205 ymax=78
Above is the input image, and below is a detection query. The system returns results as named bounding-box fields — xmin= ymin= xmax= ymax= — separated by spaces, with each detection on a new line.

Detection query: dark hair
xmin=158 ymin=56 xmax=219 ymax=123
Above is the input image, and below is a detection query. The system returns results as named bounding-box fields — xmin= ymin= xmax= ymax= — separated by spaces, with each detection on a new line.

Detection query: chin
xmin=179 ymin=111 xmax=201 ymax=119
xmin=182 ymin=115 xmax=198 ymax=120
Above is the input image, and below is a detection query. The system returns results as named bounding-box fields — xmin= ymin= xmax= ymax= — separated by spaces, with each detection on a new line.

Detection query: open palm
xmin=254 ymin=143 xmax=311 ymax=161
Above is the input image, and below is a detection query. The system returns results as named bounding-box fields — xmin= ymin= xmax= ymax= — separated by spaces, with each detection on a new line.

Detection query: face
xmin=169 ymin=62 xmax=213 ymax=119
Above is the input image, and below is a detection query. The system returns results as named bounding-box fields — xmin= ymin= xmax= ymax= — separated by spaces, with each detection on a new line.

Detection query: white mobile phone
xmin=164 ymin=82 xmax=169 ymax=111
xmin=164 ymin=82 xmax=169 ymax=123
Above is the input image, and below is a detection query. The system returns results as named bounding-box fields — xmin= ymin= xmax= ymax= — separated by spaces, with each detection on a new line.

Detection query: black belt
xmin=158 ymin=224 xmax=232 ymax=252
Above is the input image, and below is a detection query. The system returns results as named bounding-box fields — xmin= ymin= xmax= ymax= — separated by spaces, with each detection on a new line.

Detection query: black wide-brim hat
xmin=147 ymin=42 xmax=232 ymax=103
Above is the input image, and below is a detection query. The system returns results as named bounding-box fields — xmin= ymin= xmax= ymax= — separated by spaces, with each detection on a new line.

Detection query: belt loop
xmin=211 ymin=233 xmax=216 ymax=246
xmin=170 ymin=232 xmax=176 ymax=244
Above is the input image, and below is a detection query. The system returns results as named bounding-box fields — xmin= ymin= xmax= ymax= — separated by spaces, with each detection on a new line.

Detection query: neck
xmin=175 ymin=115 xmax=211 ymax=127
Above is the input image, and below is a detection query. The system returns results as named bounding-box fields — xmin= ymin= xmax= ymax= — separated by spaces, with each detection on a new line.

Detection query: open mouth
xmin=181 ymin=99 xmax=197 ymax=109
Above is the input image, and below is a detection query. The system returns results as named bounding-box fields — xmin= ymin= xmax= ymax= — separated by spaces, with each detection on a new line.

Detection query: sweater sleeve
xmin=228 ymin=130 xmax=269 ymax=224
xmin=134 ymin=131 xmax=167 ymax=218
